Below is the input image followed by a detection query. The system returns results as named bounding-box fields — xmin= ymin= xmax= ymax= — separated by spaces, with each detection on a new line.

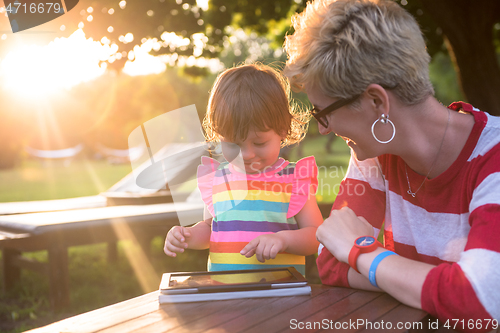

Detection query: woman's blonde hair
xmin=203 ymin=63 xmax=308 ymax=147
xmin=284 ymin=0 xmax=434 ymax=105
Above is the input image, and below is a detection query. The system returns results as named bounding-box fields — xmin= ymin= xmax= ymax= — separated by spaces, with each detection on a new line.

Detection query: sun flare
xmin=0 ymin=29 xmax=113 ymax=100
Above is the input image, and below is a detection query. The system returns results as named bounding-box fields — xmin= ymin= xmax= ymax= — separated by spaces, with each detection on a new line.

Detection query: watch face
xmin=356 ymin=236 xmax=375 ymax=247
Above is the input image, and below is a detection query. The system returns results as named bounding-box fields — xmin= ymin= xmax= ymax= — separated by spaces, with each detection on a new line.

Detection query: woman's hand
xmin=240 ymin=234 xmax=287 ymax=263
xmin=316 ymin=206 xmax=374 ymax=263
xmin=164 ymin=226 xmax=191 ymax=257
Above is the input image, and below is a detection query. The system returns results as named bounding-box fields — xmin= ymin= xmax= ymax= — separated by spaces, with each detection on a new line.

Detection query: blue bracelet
xmin=368 ymin=251 xmax=398 ymax=288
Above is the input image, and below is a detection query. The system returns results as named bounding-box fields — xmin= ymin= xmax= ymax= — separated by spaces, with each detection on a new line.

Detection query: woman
xmin=284 ymin=0 xmax=499 ymax=331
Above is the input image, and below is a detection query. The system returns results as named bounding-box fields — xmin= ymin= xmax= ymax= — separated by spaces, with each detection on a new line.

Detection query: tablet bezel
xmin=159 ymin=267 xmax=307 ymax=294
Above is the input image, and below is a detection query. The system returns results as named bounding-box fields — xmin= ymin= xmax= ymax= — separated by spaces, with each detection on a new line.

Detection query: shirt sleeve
xmin=197 ymin=156 xmax=220 ymax=218
xmin=421 ymin=149 xmax=500 ymax=330
xmin=287 ymin=156 xmax=319 ymax=218
xmin=317 ymin=155 xmax=387 ymax=287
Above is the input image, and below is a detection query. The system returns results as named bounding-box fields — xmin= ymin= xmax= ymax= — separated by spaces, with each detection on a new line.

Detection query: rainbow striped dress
xmin=197 ymin=156 xmax=318 ymax=276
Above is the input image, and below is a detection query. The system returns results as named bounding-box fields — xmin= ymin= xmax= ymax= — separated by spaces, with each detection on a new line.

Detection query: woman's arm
xmin=359 ymin=248 xmax=434 ymax=308
xmin=316 ymin=206 xmax=434 ymax=307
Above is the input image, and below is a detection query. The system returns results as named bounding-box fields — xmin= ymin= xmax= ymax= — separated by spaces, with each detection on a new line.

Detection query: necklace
xmin=405 ymin=108 xmax=451 ymax=198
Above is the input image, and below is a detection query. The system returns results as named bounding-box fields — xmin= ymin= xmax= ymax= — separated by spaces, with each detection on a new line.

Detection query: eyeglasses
xmin=309 ymin=94 xmax=361 ymax=128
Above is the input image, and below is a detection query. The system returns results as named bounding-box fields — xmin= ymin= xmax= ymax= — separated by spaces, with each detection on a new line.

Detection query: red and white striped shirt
xmin=317 ymin=102 xmax=500 ymax=330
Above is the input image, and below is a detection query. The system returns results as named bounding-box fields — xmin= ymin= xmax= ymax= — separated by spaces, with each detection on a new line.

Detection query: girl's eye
xmin=254 ymin=142 xmax=266 ymax=146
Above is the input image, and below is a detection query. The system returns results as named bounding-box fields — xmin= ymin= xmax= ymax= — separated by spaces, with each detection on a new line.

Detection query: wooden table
xmin=0 ymin=201 xmax=204 ymax=310
xmin=26 ymin=285 xmax=437 ymax=333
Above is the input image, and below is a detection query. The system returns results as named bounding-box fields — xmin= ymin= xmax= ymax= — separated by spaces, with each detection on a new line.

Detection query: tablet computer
xmin=159 ymin=267 xmax=307 ymax=295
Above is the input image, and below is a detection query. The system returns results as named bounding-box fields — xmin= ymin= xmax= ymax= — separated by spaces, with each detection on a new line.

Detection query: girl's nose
xmin=240 ymin=147 xmax=255 ymax=160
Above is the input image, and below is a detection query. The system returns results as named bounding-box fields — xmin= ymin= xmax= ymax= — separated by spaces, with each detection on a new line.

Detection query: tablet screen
xmin=169 ymin=269 xmax=295 ymax=288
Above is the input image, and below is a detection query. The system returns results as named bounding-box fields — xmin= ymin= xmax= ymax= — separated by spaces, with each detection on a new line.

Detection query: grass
xmin=0 ymin=158 xmax=132 ymax=202
xmin=0 ymin=135 xmax=350 ymax=332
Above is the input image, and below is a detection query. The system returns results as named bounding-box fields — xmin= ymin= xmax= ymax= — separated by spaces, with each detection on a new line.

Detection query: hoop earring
xmin=371 ymin=114 xmax=395 ymax=144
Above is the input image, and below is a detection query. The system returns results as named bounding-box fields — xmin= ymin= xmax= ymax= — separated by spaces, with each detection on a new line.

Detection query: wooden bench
xmin=0 ymin=201 xmax=204 ymax=310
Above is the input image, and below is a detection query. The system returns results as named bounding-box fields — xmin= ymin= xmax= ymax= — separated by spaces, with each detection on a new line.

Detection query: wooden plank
xmin=100 ymin=299 xmax=247 ymax=333
xmin=1 ymin=218 xmax=176 ymax=253
xmin=0 ymin=230 xmax=31 ymax=244
xmin=48 ymin=239 xmax=70 ymax=310
xmin=2 ymin=248 xmax=21 ymax=292
xmin=332 ymin=293 xmax=401 ymax=333
xmin=291 ymin=290 xmax=383 ymax=332
xmin=199 ymin=289 xmax=327 ymax=333
xmin=167 ymin=297 xmax=304 ymax=333
xmin=93 ymin=299 xmax=207 ymax=333
xmin=245 ymin=285 xmax=356 ymax=332
xmin=362 ymin=303 xmax=432 ymax=333
xmin=25 ymin=291 xmax=161 ymax=333
xmin=100 ymin=286 xmax=329 ymax=333
xmin=0 ymin=195 xmax=107 ymax=215
xmin=0 ymin=202 xmax=202 ymax=233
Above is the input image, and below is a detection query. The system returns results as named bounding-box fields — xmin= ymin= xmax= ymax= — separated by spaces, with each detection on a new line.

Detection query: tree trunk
xmin=419 ymin=0 xmax=500 ymax=115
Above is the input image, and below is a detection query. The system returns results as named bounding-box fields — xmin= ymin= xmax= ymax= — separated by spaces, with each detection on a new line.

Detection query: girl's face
xmin=220 ymin=129 xmax=283 ymax=173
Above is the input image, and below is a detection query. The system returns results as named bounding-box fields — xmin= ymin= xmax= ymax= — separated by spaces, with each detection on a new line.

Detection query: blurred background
xmin=0 ymin=0 xmax=498 ymax=331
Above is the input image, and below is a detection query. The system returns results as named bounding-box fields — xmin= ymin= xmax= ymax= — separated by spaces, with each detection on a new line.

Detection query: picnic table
xmin=25 ymin=284 xmax=447 ymax=333
xmin=0 ymin=201 xmax=204 ymax=310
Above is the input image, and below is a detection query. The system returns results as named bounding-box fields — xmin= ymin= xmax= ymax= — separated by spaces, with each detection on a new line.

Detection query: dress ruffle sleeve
xmin=287 ymin=156 xmax=319 ymax=218
xmin=197 ymin=156 xmax=220 ymax=218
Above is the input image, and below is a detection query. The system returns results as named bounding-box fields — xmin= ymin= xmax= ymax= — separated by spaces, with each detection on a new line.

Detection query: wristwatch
xmin=348 ymin=236 xmax=382 ymax=273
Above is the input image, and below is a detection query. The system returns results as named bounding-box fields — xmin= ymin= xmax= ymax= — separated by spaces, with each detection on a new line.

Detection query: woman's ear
xmin=364 ymin=84 xmax=390 ymax=118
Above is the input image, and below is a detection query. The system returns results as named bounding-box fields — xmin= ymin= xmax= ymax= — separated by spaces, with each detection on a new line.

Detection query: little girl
xmin=164 ymin=64 xmax=323 ymax=275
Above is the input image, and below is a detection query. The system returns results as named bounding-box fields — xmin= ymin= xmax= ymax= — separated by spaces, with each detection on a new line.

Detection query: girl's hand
xmin=164 ymin=226 xmax=191 ymax=257
xmin=240 ymin=234 xmax=287 ymax=263
xmin=316 ymin=206 xmax=373 ymax=263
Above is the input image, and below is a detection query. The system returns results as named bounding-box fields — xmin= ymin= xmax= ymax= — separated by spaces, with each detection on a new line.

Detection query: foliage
xmin=394 ymin=0 xmax=447 ymax=57
xmin=59 ymin=0 xmax=305 ymax=70
xmin=0 ymin=0 xmax=303 ymax=70
xmin=429 ymin=52 xmax=465 ymax=105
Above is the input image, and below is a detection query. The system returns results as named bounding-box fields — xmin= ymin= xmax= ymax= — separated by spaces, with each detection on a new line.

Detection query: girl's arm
xmin=164 ymin=206 xmax=212 ymax=256
xmin=184 ymin=205 xmax=213 ymax=249
xmin=183 ymin=218 xmax=213 ymax=249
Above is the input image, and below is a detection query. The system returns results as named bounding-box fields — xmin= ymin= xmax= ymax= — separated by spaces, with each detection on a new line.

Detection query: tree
xmin=1 ymin=0 xmax=498 ymax=113
xmin=401 ymin=0 xmax=500 ymax=115
xmin=74 ymin=0 xmax=500 ymax=114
